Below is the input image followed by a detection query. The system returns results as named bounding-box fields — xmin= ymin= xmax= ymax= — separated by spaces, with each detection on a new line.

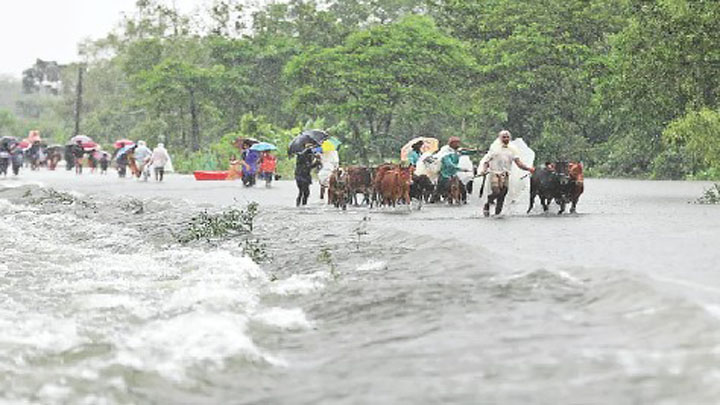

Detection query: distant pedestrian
xmin=99 ymin=152 xmax=109 ymax=174
xmin=150 ymin=143 xmax=171 ymax=182
xmin=71 ymin=140 xmax=85 ymax=175
xmin=133 ymin=140 xmax=152 ymax=179
xmin=258 ymin=151 xmax=277 ymax=188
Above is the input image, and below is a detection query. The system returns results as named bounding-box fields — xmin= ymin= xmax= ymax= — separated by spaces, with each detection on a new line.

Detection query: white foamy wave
xmin=116 ymin=311 xmax=283 ymax=381
xmin=0 ymin=310 xmax=86 ymax=354
xmin=0 ymin=193 xmax=303 ymax=401
xmin=270 ymin=272 xmax=328 ymax=296
xmin=356 ymin=260 xmax=388 ymax=272
xmin=254 ymin=307 xmax=313 ymax=330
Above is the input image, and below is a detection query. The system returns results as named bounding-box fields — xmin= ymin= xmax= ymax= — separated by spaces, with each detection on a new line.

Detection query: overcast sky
xmin=0 ymin=0 xmax=202 ymax=78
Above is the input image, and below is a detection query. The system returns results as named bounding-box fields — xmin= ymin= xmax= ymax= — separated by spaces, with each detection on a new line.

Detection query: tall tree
xmin=285 ymin=15 xmax=474 ymax=161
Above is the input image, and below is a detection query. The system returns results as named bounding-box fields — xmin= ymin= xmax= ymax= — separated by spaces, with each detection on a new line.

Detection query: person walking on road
xmin=480 ymin=130 xmax=534 ymax=217
xmin=150 ymin=143 xmax=171 ymax=182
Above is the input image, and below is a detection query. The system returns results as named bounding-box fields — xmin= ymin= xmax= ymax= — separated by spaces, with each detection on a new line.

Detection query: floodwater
xmin=1 ymin=170 xmax=720 ymax=404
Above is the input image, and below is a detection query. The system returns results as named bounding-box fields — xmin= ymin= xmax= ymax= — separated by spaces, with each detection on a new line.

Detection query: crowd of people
xmin=3 ymin=128 xmax=548 ymax=216
xmin=0 ymin=132 xmax=172 ymax=183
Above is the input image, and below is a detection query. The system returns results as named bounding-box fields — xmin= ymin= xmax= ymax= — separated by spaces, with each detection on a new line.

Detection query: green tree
xmin=285 ymin=15 xmax=474 ymax=161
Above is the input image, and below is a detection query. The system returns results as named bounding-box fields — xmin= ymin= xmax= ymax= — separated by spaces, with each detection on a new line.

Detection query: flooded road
xmin=1 ymin=170 xmax=719 ymax=404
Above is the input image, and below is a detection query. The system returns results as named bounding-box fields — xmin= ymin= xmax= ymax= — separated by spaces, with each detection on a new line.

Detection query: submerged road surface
xmin=1 ymin=169 xmax=719 ymax=404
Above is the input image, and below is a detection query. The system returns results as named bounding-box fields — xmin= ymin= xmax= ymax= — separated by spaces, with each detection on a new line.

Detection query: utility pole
xmin=73 ymin=65 xmax=84 ymax=136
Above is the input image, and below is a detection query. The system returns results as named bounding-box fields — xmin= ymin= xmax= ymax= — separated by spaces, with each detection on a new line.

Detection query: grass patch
xmin=696 ymin=183 xmax=720 ymax=204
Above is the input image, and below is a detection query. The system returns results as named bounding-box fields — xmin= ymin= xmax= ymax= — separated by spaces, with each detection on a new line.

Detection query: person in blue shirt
xmin=408 ymin=140 xmax=424 ymax=167
xmin=436 ymin=137 xmax=475 ymax=202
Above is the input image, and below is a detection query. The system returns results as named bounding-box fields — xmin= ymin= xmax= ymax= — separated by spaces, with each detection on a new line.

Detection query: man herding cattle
xmin=436 ymin=136 xmax=475 ymax=203
xmin=480 ymin=130 xmax=535 ymax=217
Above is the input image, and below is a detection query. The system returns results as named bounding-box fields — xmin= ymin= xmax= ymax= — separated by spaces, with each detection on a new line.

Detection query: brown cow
xmin=346 ymin=166 xmax=373 ymax=206
xmin=328 ymin=168 xmax=350 ymax=210
xmin=377 ymin=166 xmax=412 ymax=208
xmin=567 ymin=162 xmax=584 ymax=214
xmin=371 ymin=163 xmax=398 ymax=208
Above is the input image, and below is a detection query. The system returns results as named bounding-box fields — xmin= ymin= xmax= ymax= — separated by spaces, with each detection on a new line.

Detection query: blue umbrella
xmin=250 ymin=142 xmax=277 ymax=152
xmin=116 ymin=144 xmax=135 ymax=157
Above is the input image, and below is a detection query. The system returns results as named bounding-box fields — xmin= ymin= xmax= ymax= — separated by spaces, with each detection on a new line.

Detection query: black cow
xmin=410 ymin=174 xmax=434 ymax=203
xmin=527 ymin=162 xmax=572 ymax=214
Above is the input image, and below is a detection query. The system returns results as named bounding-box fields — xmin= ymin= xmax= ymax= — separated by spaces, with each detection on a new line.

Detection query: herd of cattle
xmin=321 ymin=161 xmax=584 ymax=214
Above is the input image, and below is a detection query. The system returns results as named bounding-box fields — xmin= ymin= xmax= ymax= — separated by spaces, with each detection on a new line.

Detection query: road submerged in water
xmin=1 ymin=169 xmax=720 ymax=404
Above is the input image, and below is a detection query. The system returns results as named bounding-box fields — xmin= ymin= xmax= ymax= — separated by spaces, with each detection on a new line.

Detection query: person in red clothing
xmin=258 ymin=151 xmax=277 ymax=188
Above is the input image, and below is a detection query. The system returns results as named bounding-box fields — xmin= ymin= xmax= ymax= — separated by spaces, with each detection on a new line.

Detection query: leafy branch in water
xmin=177 ymin=202 xmax=258 ymax=244
xmin=696 ymin=183 xmax=720 ymax=204
xmin=318 ymin=247 xmax=339 ymax=280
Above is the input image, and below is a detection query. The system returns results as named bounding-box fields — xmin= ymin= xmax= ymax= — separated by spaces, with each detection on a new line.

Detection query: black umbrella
xmin=304 ymin=129 xmax=329 ymax=144
xmin=287 ymin=130 xmax=328 ymax=157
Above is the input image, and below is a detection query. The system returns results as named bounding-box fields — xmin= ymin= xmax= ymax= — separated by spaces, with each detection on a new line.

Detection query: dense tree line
xmin=1 ymin=0 xmax=718 ymax=178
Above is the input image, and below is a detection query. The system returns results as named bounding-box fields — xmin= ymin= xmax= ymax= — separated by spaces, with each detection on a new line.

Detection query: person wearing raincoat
xmin=133 ymin=140 xmax=152 ymax=179
xmin=479 ymin=130 xmax=535 ymax=217
xmin=150 ymin=143 xmax=171 ymax=182
xmin=317 ymin=141 xmax=339 ymax=200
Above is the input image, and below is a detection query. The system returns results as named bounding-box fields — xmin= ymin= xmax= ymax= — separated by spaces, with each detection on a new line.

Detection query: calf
xmin=328 ymin=168 xmax=350 ymax=210
xmin=410 ymin=174 xmax=434 ymax=203
xmin=446 ymin=176 xmax=463 ymax=205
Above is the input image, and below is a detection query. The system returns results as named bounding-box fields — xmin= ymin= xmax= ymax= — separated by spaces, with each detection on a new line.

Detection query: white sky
xmin=0 ymin=0 xmax=203 ymax=78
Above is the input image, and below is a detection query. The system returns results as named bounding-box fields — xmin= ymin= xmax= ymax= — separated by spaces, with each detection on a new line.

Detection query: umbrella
xmin=70 ymin=135 xmax=93 ymax=144
xmin=116 ymin=144 xmax=135 ymax=157
xmin=400 ymin=137 xmax=439 ymax=161
xmin=0 ymin=136 xmax=18 ymax=146
xmin=250 ymin=142 xmax=277 ymax=152
xmin=288 ymin=133 xmax=316 ymax=156
xmin=287 ymin=130 xmax=328 ymax=156
xmin=303 ymin=129 xmax=329 ymax=144
xmin=82 ymin=141 xmax=99 ymax=151
xmin=114 ymin=139 xmax=135 ymax=148
xmin=321 ymin=137 xmax=342 ymax=152
xmin=18 ymin=140 xmax=30 ymax=149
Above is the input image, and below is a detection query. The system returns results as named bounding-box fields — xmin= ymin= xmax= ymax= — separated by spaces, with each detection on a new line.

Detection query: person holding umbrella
xmin=71 ymin=140 xmax=85 ymax=175
xmin=251 ymin=142 xmax=278 ymax=188
xmin=115 ymin=142 xmax=130 ymax=178
xmin=408 ymin=140 xmax=424 ymax=167
xmin=294 ymin=147 xmax=321 ymax=207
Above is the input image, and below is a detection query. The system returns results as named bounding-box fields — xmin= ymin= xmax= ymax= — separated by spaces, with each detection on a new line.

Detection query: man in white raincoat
xmin=480 ymin=130 xmax=535 ymax=217
xmin=317 ymin=146 xmax=339 ymax=200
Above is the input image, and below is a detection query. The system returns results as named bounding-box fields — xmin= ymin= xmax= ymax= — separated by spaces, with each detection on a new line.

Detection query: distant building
xmin=22 ymin=59 xmax=63 ymax=95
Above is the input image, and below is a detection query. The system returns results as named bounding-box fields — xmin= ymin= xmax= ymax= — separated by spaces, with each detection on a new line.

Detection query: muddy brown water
xmin=1 ymin=170 xmax=720 ymax=404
